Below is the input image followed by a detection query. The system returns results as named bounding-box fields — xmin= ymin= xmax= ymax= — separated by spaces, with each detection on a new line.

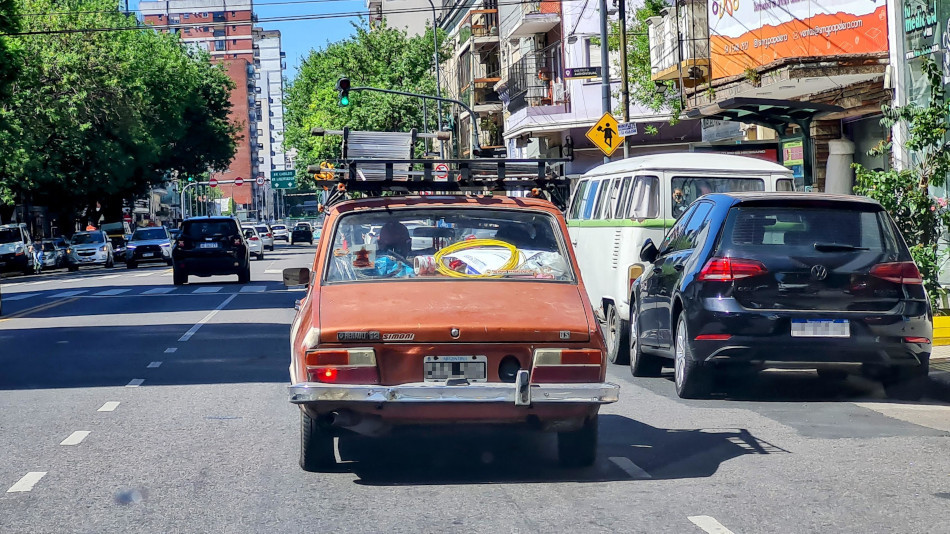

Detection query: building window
xmin=214 ymin=40 xmax=226 ymax=51
xmin=232 ymin=39 xmax=237 ymax=44
xmin=585 ymin=38 xmax=602 ymax=68
xmin=183 ymin=13 xmax=190 ymax=19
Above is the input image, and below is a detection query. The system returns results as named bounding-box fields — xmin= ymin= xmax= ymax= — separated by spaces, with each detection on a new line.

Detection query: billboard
xmin=901 ymin=0 xmax=950 ymax=106
xmin=709 ymin=0 xmax=889 ymax=79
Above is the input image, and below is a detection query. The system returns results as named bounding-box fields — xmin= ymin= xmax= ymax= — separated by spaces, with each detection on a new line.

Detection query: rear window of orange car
xmin=324 ymin=208 xmax=575 ymax=283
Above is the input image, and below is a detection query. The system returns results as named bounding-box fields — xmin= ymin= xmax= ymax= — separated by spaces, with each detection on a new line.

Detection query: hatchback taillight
xmin=232 ymin=238 xmax=241 ymax=246
xmin=304 ymin=348 xmax=379 ymax=384
xmin=176 ymin=240 xmax=185 ymax=248
xmin=870 ymin=261 xmax=923 ymax=285
xmin=250 ymin=236 xmax=259 ymax=241
xmin=698 ymin=257 xmax=768 ymax=282
xmin=531 ymin=348 xmax=602 ymax=383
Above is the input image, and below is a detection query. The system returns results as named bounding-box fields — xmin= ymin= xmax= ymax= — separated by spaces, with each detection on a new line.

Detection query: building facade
xmin=367 ymin=0 xmax=434 ymax=36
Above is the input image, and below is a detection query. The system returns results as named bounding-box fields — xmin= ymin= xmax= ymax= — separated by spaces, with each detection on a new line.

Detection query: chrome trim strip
xmin=288 ymin=381 xmax=620 ymax=405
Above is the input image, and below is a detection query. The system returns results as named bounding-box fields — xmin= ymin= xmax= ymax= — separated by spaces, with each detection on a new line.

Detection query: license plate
xmin=142 ymin=253 xmax=154 ymax=258
xmin=791 ymin=319 xmax=850 ymax=338
xmin=424 ymin=355 xmax=487 ymax=383
xmin=199 ymin=243 xmax=218 ymax=249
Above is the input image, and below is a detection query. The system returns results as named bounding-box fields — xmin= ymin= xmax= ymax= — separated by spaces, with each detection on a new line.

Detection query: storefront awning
xmin=685 ymin=97 xmax=843 ymax=130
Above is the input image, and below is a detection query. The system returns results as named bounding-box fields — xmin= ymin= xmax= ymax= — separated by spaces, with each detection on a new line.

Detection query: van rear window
xmin=672 ymin=176 xmax=764 ymax=218
xmin=720 ymin=207 xmax=895 ymax=252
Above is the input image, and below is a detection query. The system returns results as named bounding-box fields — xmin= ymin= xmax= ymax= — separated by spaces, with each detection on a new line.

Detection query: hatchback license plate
xmin=424 ymin=355 xmax=487 ymax=383
xmin=791 ymin=319 xmax=849 ymax=338
xmin=199 ymin=243 xmax=218 ymax=249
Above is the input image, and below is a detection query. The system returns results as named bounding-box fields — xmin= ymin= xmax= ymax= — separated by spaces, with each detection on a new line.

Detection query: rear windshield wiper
xmin=813 ymin=242 xmax=869 ymax=252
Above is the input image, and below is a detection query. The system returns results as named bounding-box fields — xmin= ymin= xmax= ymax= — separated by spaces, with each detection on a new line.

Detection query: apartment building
xmin=141 ymin=0 xmax=285 ymax=221
xmin=367 ymin=0 xmax=433 ymax=36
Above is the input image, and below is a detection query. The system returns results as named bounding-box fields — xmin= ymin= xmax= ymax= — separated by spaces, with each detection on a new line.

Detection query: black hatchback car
xmin=630 ymin=193 xmax=931 ymax=399
xmin=172 ymin=217 xmax=250 ymax=285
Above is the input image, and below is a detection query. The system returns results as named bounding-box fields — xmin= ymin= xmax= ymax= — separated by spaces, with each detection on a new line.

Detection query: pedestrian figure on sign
xmin=597 ymin=123 xmax=617 ymax=148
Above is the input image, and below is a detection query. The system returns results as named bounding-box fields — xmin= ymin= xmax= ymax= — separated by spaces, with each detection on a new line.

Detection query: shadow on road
xmin=339 ymin=414 xmax=788 ymax=486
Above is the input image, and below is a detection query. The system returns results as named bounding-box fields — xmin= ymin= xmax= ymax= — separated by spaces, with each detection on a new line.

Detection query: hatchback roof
xmin=712 ymin=192 xmax=882 ymax=205
xmin=582 ymin=152 xmax=792 ymax=177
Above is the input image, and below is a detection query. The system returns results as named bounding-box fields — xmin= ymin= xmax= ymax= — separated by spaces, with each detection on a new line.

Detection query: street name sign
xmin=271 ymin=170 xmax=296 ymax=189
xmin=617 ymin=122 xmax=638 ymax=136
xmin=565 ymin=67 xmax=602 ymax=79
xmin=586 ymin=112 xmax=624 ymax=157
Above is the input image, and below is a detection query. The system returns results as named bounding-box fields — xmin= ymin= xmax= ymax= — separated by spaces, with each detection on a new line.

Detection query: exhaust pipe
xmin=328 ymin=410 xmax=389 ymax=437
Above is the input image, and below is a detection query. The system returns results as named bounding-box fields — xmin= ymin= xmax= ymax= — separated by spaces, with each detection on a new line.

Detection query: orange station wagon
xmin=284 ymin=195 xmax=620 ymax=471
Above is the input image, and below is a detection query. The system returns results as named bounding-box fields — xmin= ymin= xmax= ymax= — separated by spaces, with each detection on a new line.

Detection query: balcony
xmin=503 ymin=43 xmax=567 ymax=113
xmin=647 ymin=0 xmax=710 ymax=86
xmin=505 ymin=0 xmax=560 ymax=42
xmin=470 ymin=8 xmax=499 ymax=53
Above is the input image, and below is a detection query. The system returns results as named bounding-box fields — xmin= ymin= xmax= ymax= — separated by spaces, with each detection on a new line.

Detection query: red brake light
xmin=695 ymin=334 xmax=732 ymax=341
xmin=698 ymin=257 xmax=768 ymax=282
xmin=304 ymin=349 xmax=379 ymax=384
xmin=904 ymin=336 xmax=930 ymax=344
xmin=250 ymin=236 xmax=259 ymax=241
xmin=870 ymin=262 xmax=922 ymax=285
xmin=317 ymin=368 xmax=338 ymax=382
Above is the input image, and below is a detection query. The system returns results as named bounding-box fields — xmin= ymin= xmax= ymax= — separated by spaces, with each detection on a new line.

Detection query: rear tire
xmin=105 ymin=255 xmax=114 ymax=268
xmin=883 ymin=357 xmax=930 ymax=401
xmin=557 ymin=417 xmax=598 ymax=468
xmin=630 ymin=304 xmax=663 ymax=377
xmin=127 ymin=261 xmax=137 ymax=269
xmin=300 ymin=411 xmax=335 ymax=472
xmin=238 ymin=264 xmax=250 ymax=283
xmin=673 ymin=314 xmax=712 ymax=399
xmin=68 ymin=265 xmax=78 ymax=272
xmin=817 ymin=368 xmax=848 ymax=381
xmin=173 ymin=269 xmax=186 ymax=286
xmin=606 ymin=304 xmax=630 ymax=365
xmin=269 ymin=245 xmax=274 ymax=251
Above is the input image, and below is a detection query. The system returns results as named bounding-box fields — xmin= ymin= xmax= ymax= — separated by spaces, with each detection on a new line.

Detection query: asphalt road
xmin=1 ymin=245 xmax=949 ymax=534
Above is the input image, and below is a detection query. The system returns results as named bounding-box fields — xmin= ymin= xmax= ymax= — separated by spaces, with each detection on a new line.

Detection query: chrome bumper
xmin=288 ymin=381 xmax=620 ymax=405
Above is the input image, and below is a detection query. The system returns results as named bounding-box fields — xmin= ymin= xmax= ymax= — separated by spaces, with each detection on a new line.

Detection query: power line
xmin=16 ymin=0 xmax=360 ymax=18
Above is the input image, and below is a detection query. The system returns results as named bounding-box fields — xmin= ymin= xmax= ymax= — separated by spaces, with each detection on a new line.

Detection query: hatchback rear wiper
xmin=813 ymin=242 xmax=869 ymax=252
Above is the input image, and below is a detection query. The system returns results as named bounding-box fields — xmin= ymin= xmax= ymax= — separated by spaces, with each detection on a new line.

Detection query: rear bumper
xmin=0 ymin=253 xmax=28 ymax=271
xmin=289 ymin=381 xmax=620 ymax=405
xmin=175 ymin=255 xmax=245 ymax=275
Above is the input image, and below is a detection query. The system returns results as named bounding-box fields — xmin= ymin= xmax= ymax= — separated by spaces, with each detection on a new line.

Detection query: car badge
xmin=560 ymin=330 xmax=571 ymax=340
xmin=810 ymin=264 xmax=828 ymax=281
xmin=382 ymin=333 xmax=414 ymax=341
xmin=450 ymin=328 xmax=460 ymax=339
xmin=337 ymin=331 xmax=381 ymax=341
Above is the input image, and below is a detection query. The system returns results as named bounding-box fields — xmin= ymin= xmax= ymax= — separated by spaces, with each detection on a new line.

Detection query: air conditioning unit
xmin=551 ymin=82 xmax=565 ymax=103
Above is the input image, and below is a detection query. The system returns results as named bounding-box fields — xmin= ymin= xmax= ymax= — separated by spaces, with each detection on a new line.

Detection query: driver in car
xmin=372 ymin=221 xmax=414 ymax=277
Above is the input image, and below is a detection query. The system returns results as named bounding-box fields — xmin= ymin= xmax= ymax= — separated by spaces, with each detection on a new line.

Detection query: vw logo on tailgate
xmin=810 ymin=264 xmax=828 ymax=281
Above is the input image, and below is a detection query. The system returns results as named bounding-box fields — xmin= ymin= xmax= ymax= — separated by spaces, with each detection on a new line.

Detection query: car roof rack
xmin=306 ymin=157 xmax=573 ymax=210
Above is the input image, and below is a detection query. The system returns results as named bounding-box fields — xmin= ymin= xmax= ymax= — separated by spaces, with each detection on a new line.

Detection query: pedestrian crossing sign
xmin=586 ymin=112 xmax=624 ymax=156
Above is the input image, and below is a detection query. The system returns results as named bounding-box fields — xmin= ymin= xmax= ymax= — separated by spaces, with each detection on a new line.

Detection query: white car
xmin=271 ymin=224 xmax=289 ymax=242
xmin=254 ymin=224 xmax=275 ymax=251
xmin=242 ymin=226 xmax=265 ymax=260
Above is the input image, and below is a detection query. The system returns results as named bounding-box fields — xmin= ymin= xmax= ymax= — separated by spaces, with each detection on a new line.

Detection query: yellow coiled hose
xmin=434 ymin=239 xmax=519 ymax=278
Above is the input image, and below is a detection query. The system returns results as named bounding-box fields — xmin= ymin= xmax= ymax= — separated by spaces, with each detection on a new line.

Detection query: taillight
xmin=695 ymin=334 xmax=732 ymax=341
xmin=531 ymin=349 xmax=602 ymax=383
xmin=232 ymin=238 xmax=241 ymax=246
xmin=250 ymin=236 xmax=259 ymax=241
xmin=903 ymin=336 xmax=930 ymax=344
xmin=628 ymin=264 xmax=644 ymax=292
xmin=870 ymin=262 xmax=923 ymax=285
xmin=176 ymin=240 xmax=185 ymax=248
xmin=698 ymin=257 xmax=768 ymax=282
xmin=304 ymin=348 xmax=379 ymax=384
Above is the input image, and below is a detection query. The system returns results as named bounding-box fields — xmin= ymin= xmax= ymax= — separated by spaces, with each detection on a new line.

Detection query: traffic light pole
xmin=180 ymin=180 xmax=243 ymax=219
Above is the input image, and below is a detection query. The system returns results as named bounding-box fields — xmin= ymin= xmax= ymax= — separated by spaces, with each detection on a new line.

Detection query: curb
xmin=928 ymin=359 xmax=950 ymax=402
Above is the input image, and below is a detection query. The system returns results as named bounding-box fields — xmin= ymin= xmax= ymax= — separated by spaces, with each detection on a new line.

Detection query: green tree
xmin=0 ymin=0 xmax=20 ymax=102
xmin=603 ymin=0 xmax=682 ymax=131
xmin=284 ymin=21 xmax=446 ymax=192
xmin=853 ymin=58 xmax=950 ymax=308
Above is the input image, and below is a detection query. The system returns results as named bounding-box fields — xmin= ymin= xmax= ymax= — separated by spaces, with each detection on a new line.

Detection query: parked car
xmin=567 ymin=153 xmax=796 ymax=366
xmin=38 ymin=239 xmax=67 ymax=269
xmin=254 ymin=224 xmax=275 ymax=251
xmin=271 ymin=224 xmax=289 ymax=242
xmin=291 ymin=222 xmax=313 ymax=245
xmin=242 ymin=226 xmax=265 ymax=260
xmin=101 ymin=221 xmax=133 ymax=258
xmin=0 ymin=223 xmax=35 ymax=275
xmin=284 ymin=195 xmax=619 ymax=471
xmin=67 ymin=230 xmax=115 ymax=271
xmin=629 ymin=192 xmax=931 ymax=399
xmin=172 ymin=217 xmax=250 ymax=285
xmin=126 ymin=226 xmax=173 ymax=268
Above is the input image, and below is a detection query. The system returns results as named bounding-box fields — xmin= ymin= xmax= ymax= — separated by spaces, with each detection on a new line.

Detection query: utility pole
xmin=426 ymin=0 xmax=445 ymax=158
xmin=599 ymin=0 xmax=611 ymax=164
xmin=618 ymin=0 xmax=631 ymax=158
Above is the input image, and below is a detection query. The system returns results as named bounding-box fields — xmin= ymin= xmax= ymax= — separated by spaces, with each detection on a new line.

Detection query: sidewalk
xmin=929 ymin=345 xmax=950 ymax=402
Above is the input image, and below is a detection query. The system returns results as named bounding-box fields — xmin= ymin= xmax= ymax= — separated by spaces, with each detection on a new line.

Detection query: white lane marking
xmin=3 ymin=293 xmax=40 ymax=301
xmin=60 ymin=431 xmax=91 ymax=446
xmin=264 ymin=269 xmax=282 ymax=274
xmin=27 ymin=280 xmax=51 ymax=286
xmin=164 ymin=347 xmax=177 ymax=353
xmin=98 ymin=401 xmax=120 ymax=412
xmin=48 ymin=290 xmax=87 ymax=298
xmin=142 ymin=287 xmax=175 ymax=295
xmin=93 ymin=288 xmax=131 ymax=296
xmin=134 ymin=272 xmax=156 ymax=277
xmin=93 ymin=275 xmax=121 ymax=280
xmin=688 ymin=516 xmax=736 ymax=534
xmin=609 ymin=457 xmax=653 ymax=479
xmin=147 ymin=361 xmax=162 ymax=368
xmin=178 ymin=294 xmax=237 ymax=342
xmin=7 ymin=472 xmax=47 ymax=493
xmin=126 ymin=379 xmax=145 ymax=387
xmin=192 ymin=286 xmax=222 ymax=294
xmin=239 ymin=285 xmax=266 ymax=293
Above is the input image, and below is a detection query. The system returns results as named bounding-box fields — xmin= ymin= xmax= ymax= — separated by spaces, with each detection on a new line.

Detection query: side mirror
xmin=639 ymin=239 xmax=659 ymax=263
xmin=283 ymin=267 xmax=311 ymax=287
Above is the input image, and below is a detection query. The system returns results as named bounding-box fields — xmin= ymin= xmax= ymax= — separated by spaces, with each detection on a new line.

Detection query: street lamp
xmin=426 ymin=0 xmax=445 ymax=158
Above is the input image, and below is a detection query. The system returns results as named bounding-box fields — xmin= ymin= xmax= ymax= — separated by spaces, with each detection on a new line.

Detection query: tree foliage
xmin=853 ymin=58 xmax=950 ymax=307
xmin=284 ymin=21 xmax=446 ymax=192
xmin=603 ymin=0 xmax=681 ymax=126
xmin=0 ymin=0 xmax=20 ymax=103
xmin=0 ymin=0 xmax=238 ymax=224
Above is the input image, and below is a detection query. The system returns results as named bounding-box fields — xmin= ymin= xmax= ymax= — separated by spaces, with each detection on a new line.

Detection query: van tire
xmin=606 ymin=304 xmax=630 ymax=365
xmin=300 ymin=411 xmax=336 ymax=471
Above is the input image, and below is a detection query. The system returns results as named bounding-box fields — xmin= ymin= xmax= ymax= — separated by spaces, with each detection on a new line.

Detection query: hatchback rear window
xmin=721 ymin=206 xmax=897 ymax=253
xmin=183 ymin=221 xmax=237 ymax=238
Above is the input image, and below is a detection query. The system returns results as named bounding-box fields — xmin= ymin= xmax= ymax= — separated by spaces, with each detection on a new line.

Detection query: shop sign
xmin=901 ymin=0 xmax=950 ymax=105
xmin=708 ymin=0 xmax=888 ymax=79
xmin=781 ymin=138 xmax=804 ymax=181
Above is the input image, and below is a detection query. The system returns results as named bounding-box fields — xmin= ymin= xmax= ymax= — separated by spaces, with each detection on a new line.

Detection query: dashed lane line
xmin=239 ymin=285 xmax=266 ymax=293
xmin=688 ymin=516 xmax=736 ymax=534
xmin=164 ymin=347 xmax=177 ymax=353
xmin=142 ymin=287 xmax=175 ymax=295
xmin=47 ymin=290 xmax=87 ymax=298
xmin=133 ymin=272 xmax=156 ymax=277
xmin=264 ymin=269 xmax=283 ymax=274
xmin=608 ymin=457 xmax=653 ymax=480
xmin=27 ymin=280 xmax=51 ymax=286
xmin=2 ymin=293 xmax=40 ymax=301
xmin=97 ymin=402 xmax=120 ymax=412
xmin=60 ymin=431 xmax=91 ymax=446
xmin=126 ymin=379 xmax=144 ymax=387
xmin=93 ymin=274 xmax=121 ymax=280
xmin=7 ymin=472 xmax=47 ymax=493
xmin=192 ymin=286 xmax=222 ymax=294
xmin=93 ymin=288 xmax=131 ymax=296
xmin=147 ymin=361 xmax=162 ymax=368
xmin=178 ymin=293 xmax=237 ymax=342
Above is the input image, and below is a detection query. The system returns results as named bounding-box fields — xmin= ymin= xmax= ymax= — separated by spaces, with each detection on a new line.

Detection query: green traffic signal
xmin=340 ymin=95 xmax=349 ymax=106
xmin=187 ymin=176 xmax=194 ymax=182
xmin=336 ymin=77 xmax=350 ymax=107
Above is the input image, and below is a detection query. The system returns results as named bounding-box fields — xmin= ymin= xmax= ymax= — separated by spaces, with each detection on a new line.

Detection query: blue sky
xmin=129 ymin=0 xmax=365 ymax=79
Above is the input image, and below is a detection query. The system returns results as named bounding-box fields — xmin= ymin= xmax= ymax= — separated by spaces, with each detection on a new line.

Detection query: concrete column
xmin=824 ymin=138 xmax=856 ymax=195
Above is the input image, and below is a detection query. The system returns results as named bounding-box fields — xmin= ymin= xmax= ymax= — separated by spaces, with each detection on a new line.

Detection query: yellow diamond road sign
xmin=586 ymin=112 xmax=624 ymax=156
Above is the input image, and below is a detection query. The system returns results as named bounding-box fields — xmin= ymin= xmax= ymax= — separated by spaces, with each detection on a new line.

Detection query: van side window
xmin=776 ymin=179 xmax=795 ymax=192
xmin=614 ymin=176 xmax=633 ymax=219
xmin=624 ymin=176 xmax=659 ymax=219
xmin=592 ymin=179 xmax=613 ymax=219
xmin=604 ymin=177 xmax=624 ymax=219
xmin=568 ymin=181 xmax=589 ymax=219
xmin=582 ymin=180 xmax=601 ymax=219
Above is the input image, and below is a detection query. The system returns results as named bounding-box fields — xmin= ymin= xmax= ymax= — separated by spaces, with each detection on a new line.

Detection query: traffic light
xmin=187 ymin=176 xmax=194 ymax=182
xmin=336 ymin=77 xmax=351 ymax=107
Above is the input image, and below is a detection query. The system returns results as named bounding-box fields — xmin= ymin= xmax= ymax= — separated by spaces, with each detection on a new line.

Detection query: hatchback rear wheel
xmin=630 ymin=305 xmax=663 ymax=377
xmin=557 ymin=416 xmax=598 ymax=468
xmin=173 ymin=269 xmax=186 ymax=286
xmin=300 ymin=411 xmax=335 ymax=471
xmin=674 ymin=314 xmax=712 ymax=399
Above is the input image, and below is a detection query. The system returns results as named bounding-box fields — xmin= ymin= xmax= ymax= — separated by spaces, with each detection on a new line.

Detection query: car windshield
xmin=325 ymin=208 xmax=574 ymax=283
xmin=0 ymin=228 xmax=22 ymax=243
xmin=71 ymin=233 xmax=103 ymax=244
xmin=132 ymin=228 xmax=167 ymax=241
xmin=183 ymin=221 xmax=236 ymax=238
